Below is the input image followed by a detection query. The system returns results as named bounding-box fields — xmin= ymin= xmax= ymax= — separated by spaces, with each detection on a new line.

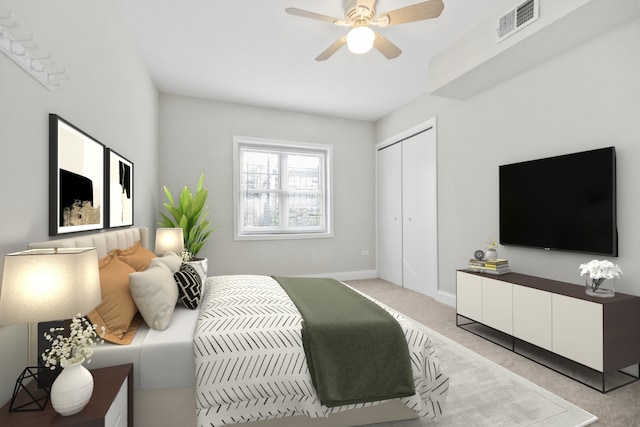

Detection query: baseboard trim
xmin=435 ymin=289 xmax=456 ymax=308
xmin=300 ymin=270 xmax=378 ymax=281
xmin=299 ymin=271 xmax=458 ymax=308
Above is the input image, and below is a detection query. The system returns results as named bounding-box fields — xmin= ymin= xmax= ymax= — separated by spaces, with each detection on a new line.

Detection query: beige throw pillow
xmin=153 ymin=250 xmax=182 ymax=273
xmin=129 ymin=259 xmax=179 ymax=331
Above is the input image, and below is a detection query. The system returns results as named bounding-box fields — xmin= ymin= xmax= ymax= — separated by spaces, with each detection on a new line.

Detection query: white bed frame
xmin=29 ymin=227 xmax=417 ymax=427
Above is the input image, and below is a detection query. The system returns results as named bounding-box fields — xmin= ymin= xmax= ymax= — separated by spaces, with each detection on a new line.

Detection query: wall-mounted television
xmin=499 ymin=147 xmax=617 ymax=257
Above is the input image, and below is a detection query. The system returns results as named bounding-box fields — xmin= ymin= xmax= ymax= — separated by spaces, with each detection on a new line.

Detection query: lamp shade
xmin=0 ymin=248 xmax=101 ymax=326
xmin=155 ymin=227 xmax=184 ymax=255
xmin=346 ymin=26 xmax=375 ymax=54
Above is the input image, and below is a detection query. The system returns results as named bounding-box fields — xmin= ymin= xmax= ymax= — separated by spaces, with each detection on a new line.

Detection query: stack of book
xmin=468 ymin=258 xmax=511 ymax=275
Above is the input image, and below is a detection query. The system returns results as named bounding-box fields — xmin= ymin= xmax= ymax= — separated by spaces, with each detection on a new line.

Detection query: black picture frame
xmin=106 ymin=149 xmax=134 ymax=228
xmin=49 ymin=114 xmax=106 ymax=236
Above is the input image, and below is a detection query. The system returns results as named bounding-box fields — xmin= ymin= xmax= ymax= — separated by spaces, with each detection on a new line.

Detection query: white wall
xmin=0 ymin=0 xmax=158 ymax=406
xmin=158 ymin=94 xmax=377 ymax=278
xmin=1 ymin=0 xmax=637 ymax=409
xmin=377 ymin=18 xmax=640 ymax=299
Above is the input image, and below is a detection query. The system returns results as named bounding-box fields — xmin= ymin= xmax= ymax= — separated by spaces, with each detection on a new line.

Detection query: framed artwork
xmin=106 ymin=149 xmax=134 ymax=228
xmin=49 ymin=114 xmax=105 ymax=236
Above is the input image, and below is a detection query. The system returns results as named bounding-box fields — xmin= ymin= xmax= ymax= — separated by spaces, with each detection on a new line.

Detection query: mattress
xmin=90 ymin=303 xmax=200 ymax=390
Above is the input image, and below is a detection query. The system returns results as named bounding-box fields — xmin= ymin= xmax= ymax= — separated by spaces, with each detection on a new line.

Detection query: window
xmin=233 ymin=136 xmax=332 ymax=240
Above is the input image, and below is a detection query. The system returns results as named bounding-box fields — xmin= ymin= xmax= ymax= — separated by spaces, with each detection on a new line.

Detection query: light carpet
xmin=363 ymin=317 xmax=597 ymax=427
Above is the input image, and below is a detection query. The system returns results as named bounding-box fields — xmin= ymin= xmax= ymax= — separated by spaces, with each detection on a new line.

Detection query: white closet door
xmin=402 ymin=129 xmax=437 ymax=296
xmin=377 ymin=143 xmax=402 ymax=286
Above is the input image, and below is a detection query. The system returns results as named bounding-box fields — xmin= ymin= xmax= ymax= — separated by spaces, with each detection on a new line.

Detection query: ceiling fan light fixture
xmin=346 ymin=26 xmax=375 ymax=54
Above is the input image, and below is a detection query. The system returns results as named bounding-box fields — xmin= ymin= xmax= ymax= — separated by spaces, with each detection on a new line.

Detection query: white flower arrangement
xmin=579 ymin=259 xmax=622 ymax=292
xmin=487 ymin=237 xmax=497 ymax=250
xmin=42 ymin=314 xmax=105 ymax=369
xmin=179 ymin=250 xmax=193 ymax=262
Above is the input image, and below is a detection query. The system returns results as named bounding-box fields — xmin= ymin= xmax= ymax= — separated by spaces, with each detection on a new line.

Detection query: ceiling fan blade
xmin=315 ymin=36 xmax=347 ymax=61
xmin=376 ymin=0 xmax=444 ymax=27
xmin=285 ymin=7 xmax=345 ymax=25
xmin=374 ymin=32 xmax=402 ymax=59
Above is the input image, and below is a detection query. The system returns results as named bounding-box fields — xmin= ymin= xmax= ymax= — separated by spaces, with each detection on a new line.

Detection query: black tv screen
xmin=499 ymin=147 xmax=617 ymax=256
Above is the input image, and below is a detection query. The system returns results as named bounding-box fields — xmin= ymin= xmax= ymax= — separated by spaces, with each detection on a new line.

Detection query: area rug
xmin=364 ymin=318 xmax=598 ymax=427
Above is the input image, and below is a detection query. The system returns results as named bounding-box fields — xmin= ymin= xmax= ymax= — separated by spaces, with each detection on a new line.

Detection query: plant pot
xmin=185 ymin=257 xmax=208 ymax=283
xmin=50 ymin=358 xmax=94 ymax=416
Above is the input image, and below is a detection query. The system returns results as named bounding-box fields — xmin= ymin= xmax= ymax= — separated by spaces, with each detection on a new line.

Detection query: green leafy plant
xmin=159 ymin=172 xmax=215 ymax=259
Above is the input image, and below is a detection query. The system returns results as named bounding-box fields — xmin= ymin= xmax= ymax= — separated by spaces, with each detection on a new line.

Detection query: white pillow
xmin=129 ymin=259 xmax=178 ymax=331
xmin=153 ymin=251 xmax=182 ymax=273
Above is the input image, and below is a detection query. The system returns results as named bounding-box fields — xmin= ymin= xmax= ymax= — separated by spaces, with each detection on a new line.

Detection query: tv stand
xmin=456 ymin=270 xmax=640 ymax=392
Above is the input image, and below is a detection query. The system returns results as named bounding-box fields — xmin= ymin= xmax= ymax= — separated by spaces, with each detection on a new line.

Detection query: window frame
xmin=233 ymin=136 xmax=333 ymax=241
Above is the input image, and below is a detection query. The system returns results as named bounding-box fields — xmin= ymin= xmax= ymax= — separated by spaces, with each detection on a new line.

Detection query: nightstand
xmin=0 ymin=363 xmax=133 ymax=426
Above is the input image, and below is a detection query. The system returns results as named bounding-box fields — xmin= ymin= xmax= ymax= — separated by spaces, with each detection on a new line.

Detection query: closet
xmin=377 ymin=125 xmax=437 ymax=296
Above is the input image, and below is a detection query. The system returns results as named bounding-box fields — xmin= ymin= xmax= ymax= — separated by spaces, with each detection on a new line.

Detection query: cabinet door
xmin=105 ymin=378 xmax=128 ymax=427
xmin=513 ymin=285 xmax=552 ymax=351
xmin=456 ymin=271 xmax=482 ymax=322
xmin=402 ymin=129 xmax=437 ymax=296
xmin=377 ymin=143 xmax=402 ymax=286
xmin=552 ymin=294 xmax=603 ymax=371
xmin=481 ymin=277 xmax=513 ymax=334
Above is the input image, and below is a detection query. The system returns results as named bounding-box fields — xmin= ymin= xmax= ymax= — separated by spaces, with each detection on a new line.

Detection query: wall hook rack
xmin=0 ymin=10 xmax=15 ymax=26
xmin=32 ymin=52 xmax=52 ymax=62
xmin=0 ymin=10 xmax=66 ymax=91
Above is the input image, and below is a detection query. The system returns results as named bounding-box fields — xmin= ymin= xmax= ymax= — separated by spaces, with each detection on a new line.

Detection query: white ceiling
xmin=114 ymin=0 xmax=514 ymax=122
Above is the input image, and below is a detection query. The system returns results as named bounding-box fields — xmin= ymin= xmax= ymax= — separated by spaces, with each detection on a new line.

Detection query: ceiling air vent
xmin=497 ymin=0 xmax=539 ymax=42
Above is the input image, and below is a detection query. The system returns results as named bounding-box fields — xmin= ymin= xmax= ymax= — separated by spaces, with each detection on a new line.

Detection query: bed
xmin=29 ymin=227 xmax=449 ymax=427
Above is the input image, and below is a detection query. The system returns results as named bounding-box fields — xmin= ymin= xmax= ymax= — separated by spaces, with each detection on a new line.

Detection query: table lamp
xmin=0 ymin=247 xmax=101 ymax=411
xmin=155 ymin=227 xmax=184 ymax=255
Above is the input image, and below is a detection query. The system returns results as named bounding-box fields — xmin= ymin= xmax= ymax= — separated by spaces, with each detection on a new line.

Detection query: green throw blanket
xmin=273 ymin=276 xmax=415 ymax=407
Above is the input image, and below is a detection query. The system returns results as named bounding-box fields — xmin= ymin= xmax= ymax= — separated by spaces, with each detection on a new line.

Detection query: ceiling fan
xmin=285 ymin=0 xmax=444 ymax=61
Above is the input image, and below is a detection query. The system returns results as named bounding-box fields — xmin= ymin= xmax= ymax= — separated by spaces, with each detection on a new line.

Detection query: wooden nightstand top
xmin=0 ymin=363 xmax=133 ymax=427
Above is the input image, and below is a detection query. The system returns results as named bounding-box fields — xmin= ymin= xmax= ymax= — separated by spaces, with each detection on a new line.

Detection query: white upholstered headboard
xmin=28 ymin=227 xmax=150 ymax=258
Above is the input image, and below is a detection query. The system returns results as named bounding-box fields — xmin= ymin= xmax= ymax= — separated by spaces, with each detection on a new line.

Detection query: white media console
xmin=456 ymin=270 xmax=640 ymax=392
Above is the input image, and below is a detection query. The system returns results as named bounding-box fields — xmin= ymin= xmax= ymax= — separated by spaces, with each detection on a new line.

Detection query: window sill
xmin=234 ymin=231 xmax=333 ymax=241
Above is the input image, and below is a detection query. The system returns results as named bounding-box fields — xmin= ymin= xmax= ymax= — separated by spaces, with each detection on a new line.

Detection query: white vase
xmin=486 ymin=248 xmax=498 ymax=261
xmin=585 ymin=277 xmax=615 ymax=298
xmin=186 ymin=257 xmax=208 ymax=283
xmin=50 ymin=358 xmax=94 ymax=416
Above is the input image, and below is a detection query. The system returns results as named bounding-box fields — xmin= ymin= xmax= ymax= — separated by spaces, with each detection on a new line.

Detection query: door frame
xmin=375 ymin=117 xmax=439 ymax=297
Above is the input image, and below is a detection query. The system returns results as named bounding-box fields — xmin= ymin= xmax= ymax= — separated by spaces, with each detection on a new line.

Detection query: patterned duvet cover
xmin=193 ymin=275 xmax=449 ymax=426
